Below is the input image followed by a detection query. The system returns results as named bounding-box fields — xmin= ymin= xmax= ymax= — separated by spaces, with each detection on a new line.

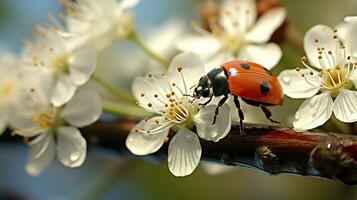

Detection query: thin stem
xmin=92 ymin=74 xmax=135 ymax=103
xmin=128 ymin=31 xmax=170 ymax=67
xmin=103 ymin=101 xmax=151 ymax=117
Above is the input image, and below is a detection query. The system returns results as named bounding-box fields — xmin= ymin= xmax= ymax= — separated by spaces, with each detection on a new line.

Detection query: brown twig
xmin=82 ymin=120 xmax=357 ymax=185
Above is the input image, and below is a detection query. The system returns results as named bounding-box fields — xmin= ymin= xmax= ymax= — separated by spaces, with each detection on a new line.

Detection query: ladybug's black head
xmin=193 ymin=67 xmax=229 ymax=99
xmin=193 ymin=75 xmax=213 ymax=98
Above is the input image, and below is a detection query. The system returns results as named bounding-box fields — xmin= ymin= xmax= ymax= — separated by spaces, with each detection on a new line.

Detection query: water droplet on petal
xmin=70 ymin=152 xmax=80 ymax=161
xmin=281 ymin=75 xmax=291 ymax=84
xmin=211 ymin=130 xmax=218 ymax=138
xmin=295 ymin=111 xmax=301 ymax=120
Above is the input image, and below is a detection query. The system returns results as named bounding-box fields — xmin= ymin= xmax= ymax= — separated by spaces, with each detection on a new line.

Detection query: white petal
xmin=119 ymin=0 xmax=140 ymax=9
xmin=293 ymin=91 xmax=333 ymax=130
xmin=204 ymin=51 xmax=234 ymax=72
xmin=26 ymin=133 xmax=55 ymax=176
xmin=245 ymin=7 xmax=286 ymax=43
xmin=168 ymin=127 xmax=202 ymax=177
xmin=126 ymin=118 xmax=170 ymax=155
xmin=56 ymin=126 xmax=86 ymax=168
xmin=304 ymin=25 xmax=341 ymax=69
xmin=0 ymin=111 xmax=8 ymax=135
xmin=193 ymin=104 xmax=231 ymax=142
xmin=333 ymin=89 xmax=357 ymax=123
xmin=238 ymin=43 xmax=282 ymax=69
xmin=278 ymin=69 xmax=320 ymax=98
xmin=167 ymin=52 xmax=205 ymax=96
xmin=61 ymin=90 xmax=102 ymax=127
xmin=68 ymin=47 xmax=97 ymax=86
xmin=345 ymin=16 xmax=357 ymax=22
xmin=220 ymin=0 xmax=256 ymax=35
xmin=51 ymin=74 xmax=77 ymax=107
xmin=336 ymin=22 xmax=357 ymax=59
xmin=132 ymin=76 xmax=170 ymax=114
xmin=176 ymin=35 xmax=222 ymax=58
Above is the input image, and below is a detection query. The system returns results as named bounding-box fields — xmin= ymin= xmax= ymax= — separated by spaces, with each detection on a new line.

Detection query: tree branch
xmin=81 ymin=120 xmax=357 ymax=185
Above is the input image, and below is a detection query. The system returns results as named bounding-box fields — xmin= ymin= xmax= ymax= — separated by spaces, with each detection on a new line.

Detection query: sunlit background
xmin=0 ymin=0 xmax=357 ymax=199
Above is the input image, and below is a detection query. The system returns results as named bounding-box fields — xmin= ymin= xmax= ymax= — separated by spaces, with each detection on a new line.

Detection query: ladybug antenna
xmin=190 ymin=85 xmax=196 ymax=90
xmin=183 ymin=94 xmax=195 ymax=98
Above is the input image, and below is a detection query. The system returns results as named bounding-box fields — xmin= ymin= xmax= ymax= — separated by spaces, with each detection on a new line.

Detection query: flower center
xmin=32 ymin=108 xmax=57 ymax=129
xmin=52 ymin=55 xmax=70 ymax=74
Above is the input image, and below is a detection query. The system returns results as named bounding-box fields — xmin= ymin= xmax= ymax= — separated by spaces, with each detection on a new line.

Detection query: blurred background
xmin=0 ymin=0 xmax=357 ymax=199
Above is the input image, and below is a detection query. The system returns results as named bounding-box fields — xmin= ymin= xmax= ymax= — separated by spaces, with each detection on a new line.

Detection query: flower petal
xmin=126 ymin=117 xmax=170 ymax=156
xmin=132 ymin=76 xmax=170 ymax=114
xmin=119 ymin=0 xmax=140 ymax=9
xmin=245 ymin=7 xmax=286 ymax=43
xmin=167 ymin=52 xmax=205 ymax=96
xmin=68 ymin=47 xmax=97 ymax=86
xmin=293 ymin=91 xmax=333 ymax=130
xmin=168 ymin=127 xmax=202 ymax=177
xmin=304 ymin=25 xmax=341 ymax=69
xmin=345 ymin=16 xmax=357 ymax=22
xmin=176 ymin=35 xmax=222 ymax=58
xmin=194 ymin=104 xmax=231 ymax=142
xmin=278 ymin=69 xmax=320 ymax=98
xmin=61 ymin=90 xmax=102 ymax=127
xmin=204 ymin=51 xmax=234 ymax=72
xmin=56 ymin=126 xmax=86 ymax=168
xmin=0 ymin=110 xmax=8 ymax=135
xmin=336 ymin=22 xmax=357 ymax=59
xmin=26 ymin=133 xmax=55 ymax=176
xmin=51 ymin=74 xmax=77 ymax=107
xmin=238 ymin=43 xmax=282 ymax=69
xmin=333 ymin=88 xmax=357 ymax=123
xmin=220 ymin=0 xmax=256 ymax=35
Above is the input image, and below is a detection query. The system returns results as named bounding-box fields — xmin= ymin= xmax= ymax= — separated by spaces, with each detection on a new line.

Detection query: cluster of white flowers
xmin=1 ymin=0 xmax=357 ymax=178
xmin=0 ymin=0 xmax=142 ymax=175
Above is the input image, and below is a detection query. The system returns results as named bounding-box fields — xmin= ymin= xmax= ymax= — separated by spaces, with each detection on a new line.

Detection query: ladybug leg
xmin=260 ymin=106 xmax=280 ymax=124
xmin=212 ymin=94 xmax=228 ymax=125
xmin=199 ymin=96 xmax=213 ymax=107
xmin=233 ymin=96 xmax=245 ymax=136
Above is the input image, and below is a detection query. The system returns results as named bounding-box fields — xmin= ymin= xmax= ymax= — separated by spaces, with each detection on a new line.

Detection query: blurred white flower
xmin=22 ymin=23 xmax=97 ymax=107
xmin=12 ymin=88 xmax=102 ymax=176
xmin=126 ymin=52 xmax=231 ymax=177
xmin=278 ymin=24 xmax=357 ymax=130
xmin=0 ymin=53 xmax=22 ymax=134
xmin=177 ymin=0 xmax=285 ymax=70
xmin=63 ymin=0 xmax=140 ymax=51
xmin=345 ymin=16 xmax=357 ymax=22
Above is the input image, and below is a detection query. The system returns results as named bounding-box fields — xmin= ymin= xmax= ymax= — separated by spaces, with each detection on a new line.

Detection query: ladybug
xmin=193 ymin=61 xmax=284 ymax=135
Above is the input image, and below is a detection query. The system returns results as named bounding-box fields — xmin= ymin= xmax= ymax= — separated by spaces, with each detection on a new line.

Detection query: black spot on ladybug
xmin=263 ymin=67 xmax=273 ymax=76
xmin=260 ymin=82 xmax=270 ymax=95
xmin=240 ymin=63 xmax=250 ymax=70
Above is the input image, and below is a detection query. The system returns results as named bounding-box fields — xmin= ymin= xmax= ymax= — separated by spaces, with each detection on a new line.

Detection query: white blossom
xmin=22 ymin=22 xmax=97 ymax=107
xmin=126 ymin=52 xmax=231 ymax=177
xmin=177 ymin=0 xmax=285 ymax=70
xmin=63 ymin=0 xmax=140 ymax=50
xmin=278 ymin=24 xmax=357 ymax=130
xmin=12 ymin=88 xmax=102 ymax=176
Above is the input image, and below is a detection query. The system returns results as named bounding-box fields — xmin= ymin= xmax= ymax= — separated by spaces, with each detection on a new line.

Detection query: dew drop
xmin=281 ymin=75 xmax=291 ymax=84
xmin=70 ymin=152 xmax=80 ymax=161
xmin=211 ymin=130 xmax=218 ymax=138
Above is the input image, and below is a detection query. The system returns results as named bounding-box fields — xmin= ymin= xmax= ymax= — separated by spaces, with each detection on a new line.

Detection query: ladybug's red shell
xmin=221 ymin=61 xmax=283 ymax=105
